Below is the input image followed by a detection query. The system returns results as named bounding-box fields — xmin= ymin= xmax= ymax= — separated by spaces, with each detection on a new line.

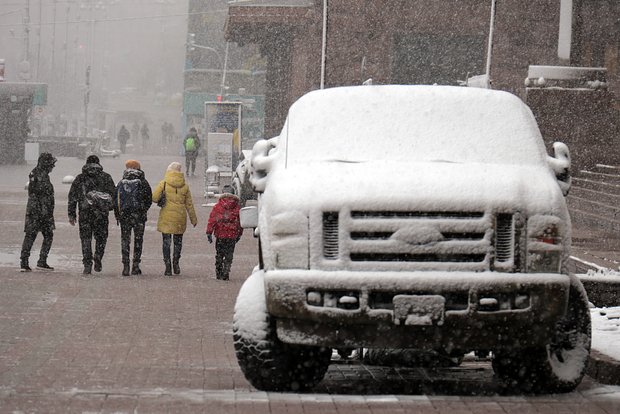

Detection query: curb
xmin=587 ymin=350 xmax=620 ymax=385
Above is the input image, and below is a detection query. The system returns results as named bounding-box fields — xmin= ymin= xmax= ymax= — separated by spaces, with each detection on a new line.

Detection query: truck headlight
xmin=270 ymin=211 xmax=309 ymax=269
xmin=526 ymin=216 xmax=564 ymax=273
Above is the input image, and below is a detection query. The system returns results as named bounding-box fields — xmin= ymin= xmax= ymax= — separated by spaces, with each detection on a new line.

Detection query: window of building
xmin=391 ymin=33 xmax=485 ymax=85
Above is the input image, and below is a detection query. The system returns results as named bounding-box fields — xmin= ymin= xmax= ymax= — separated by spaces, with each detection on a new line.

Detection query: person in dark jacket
xmin=117 ymin=125 xmax=130 ymax=154
xmin=114 ymin=159 xmax=152 ymax=276
xmin=68 ymin=155 xmax=116 ymax=274
xmin=206 ymin=185 xmax=243 ymax=280
xmin=20 ymin=152 xmax=57 ymax=271
xmin=183 ymin=127 xmax=201 ymax=177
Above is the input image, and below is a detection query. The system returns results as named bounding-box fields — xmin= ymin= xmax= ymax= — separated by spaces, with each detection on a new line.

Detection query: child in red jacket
xmin=206 ymin=185 xmax=243 ymax=280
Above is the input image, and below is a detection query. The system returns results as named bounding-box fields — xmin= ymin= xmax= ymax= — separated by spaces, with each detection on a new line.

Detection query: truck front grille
xmin=320 ymin=209 xmax=504 ymax=271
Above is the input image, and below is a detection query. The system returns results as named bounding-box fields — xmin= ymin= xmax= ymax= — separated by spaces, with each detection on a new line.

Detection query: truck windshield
xmin=283 ymin=86 xmax=547 ymax=166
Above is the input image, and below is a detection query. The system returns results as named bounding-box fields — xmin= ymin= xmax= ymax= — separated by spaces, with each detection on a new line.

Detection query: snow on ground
xmin=591 ymin=305 xmax=620 ymax=359
xmin=588 ymin=268 xmax=620 ymax=361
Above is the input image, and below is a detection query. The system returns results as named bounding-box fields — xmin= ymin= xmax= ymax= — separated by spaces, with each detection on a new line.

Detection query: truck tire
xmin=492 ymin=280 xmax=591 ymax=393
xmin=233 ymin=270 xmax=331 ymax=391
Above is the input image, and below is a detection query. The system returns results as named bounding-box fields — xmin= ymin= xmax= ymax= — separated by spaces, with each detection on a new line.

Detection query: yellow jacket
xmin=152 ymin=170 xmax=197 ymax=234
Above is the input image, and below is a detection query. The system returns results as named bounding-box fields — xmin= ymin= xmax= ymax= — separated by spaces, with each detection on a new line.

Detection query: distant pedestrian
xmin=20 ymin=152 xmax=57 ymax=272
xmin=117 ymin=125 xmax=130 ymax=154
xmin=131 ymin=121 xmax=140 ymax=141
xmin=68 ymin=155 xmax=116 ymax=274
xmin=183 ymin=127 xmax=201 ymax=177
xmin=152 ymin=162 xmax=197 ymax=276
xmin=141 ymin=123 xmax=150 ymax=151
xmin=114 ymin=159 xmax=152 ymax=276
xmin=161 ymin=122 xmax=169 ymax=147
xmin=206 ymin=185 xmax=243 ymax=280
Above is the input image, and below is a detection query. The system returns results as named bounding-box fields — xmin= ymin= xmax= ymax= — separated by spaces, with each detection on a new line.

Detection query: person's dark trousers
xmin=79 ymin=214 xmax=109 ymax=270
xmin=215 ymin=238 xmax=236 ymax=280
xmin=120 ymin=218 xmax=145 ymax=266
xmin=120 ymin=141 xmax=126 ymax=153
xmin=20 ymin=226 xmax=53 ymax=266
xmin=185 ymin=154 xmax=197 ymax=176
xmin=162 ymin=233 xmax=183 ymax=274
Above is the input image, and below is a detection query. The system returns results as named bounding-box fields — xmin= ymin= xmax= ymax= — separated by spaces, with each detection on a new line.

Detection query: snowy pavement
xmin=591 ymin=303 xmax=620 ymax=363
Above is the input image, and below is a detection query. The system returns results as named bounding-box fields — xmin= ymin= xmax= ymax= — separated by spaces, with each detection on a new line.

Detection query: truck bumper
xmin=264 ymin=270 xmax=570 ymax=351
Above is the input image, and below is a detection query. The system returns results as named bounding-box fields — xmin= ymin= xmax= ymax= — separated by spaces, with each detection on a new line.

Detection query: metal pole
xmin=36 ymin=0 xmax=41 ymax=80
xmin=484 ymin=0 xmax=497 ymax=88
xmin=320 ymin=0 xmax=327 ymax=89
xmin=51 ymin=0 xmax=57 ymax=85
xmin=84 ymin=65 xmax=90 ymax=136
xmin=221 ymin=42 xmax=229 ymax=96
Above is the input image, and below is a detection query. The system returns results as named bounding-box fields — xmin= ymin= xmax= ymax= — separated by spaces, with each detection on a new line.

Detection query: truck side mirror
xmin=240 ymin=206 xmax=258 ymax=229
xmin=547 ymin=142 xmax=571 ymax=196
xmin=250 ymin=137 xmax=279 ymax=193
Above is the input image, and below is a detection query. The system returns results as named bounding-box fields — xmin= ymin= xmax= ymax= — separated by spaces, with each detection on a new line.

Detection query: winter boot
xmin=36 ymin=261 xmax=54 ymax=271
xmin=83 ymin=263 xmax=92 ymax=275
xmin=20 ymin=259 xmax=32 ymax=272
xmin=164 ymin=261 xmax=172 ymax=276
xmin=93 ymin=257 xmax=102 ymax=272
xmin=221 ymin=261 xmax=231 ymax=281
xmin=131 ymin=263 xmax=141 ymax=275
xmin=122 ymin=263 xmax=130 ymax=277
xmin=173 ymin=260 xmax=180 ymax=275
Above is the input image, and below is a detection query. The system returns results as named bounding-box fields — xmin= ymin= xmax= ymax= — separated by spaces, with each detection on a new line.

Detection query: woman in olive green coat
xmin=152 ymin=162 xmax=198 ymax=275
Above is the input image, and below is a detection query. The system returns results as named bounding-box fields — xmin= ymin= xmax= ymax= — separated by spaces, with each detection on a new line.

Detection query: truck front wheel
xmin=233 ymin=270 xmax=331 ymax=391
xmin=492 ymin=281 xmax=591 ymax=393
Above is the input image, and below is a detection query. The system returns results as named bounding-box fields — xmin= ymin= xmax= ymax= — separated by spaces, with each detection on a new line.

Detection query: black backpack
xmin=80 ymin=174 xmax=113 ymax=213
xmin=117 ymin=178 xmax=142 ymax=213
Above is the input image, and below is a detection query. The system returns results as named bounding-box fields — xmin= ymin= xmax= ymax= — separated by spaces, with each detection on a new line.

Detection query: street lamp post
xmin=187 ymin=36 xmax=227 ymax=96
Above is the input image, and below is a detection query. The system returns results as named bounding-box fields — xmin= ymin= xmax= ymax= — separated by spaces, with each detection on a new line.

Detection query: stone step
xmin=569 ymin=185 xmax=620 ymax=208
xmin=572 ymin=176 xmax=620 ymax=196
xmin=569 ymin=207 xmax=620 ymax=234
xmin=568 ymin=193 xmax=620 ymax=221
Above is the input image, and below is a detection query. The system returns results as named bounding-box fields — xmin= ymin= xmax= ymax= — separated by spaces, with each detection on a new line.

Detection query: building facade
xmin=225 ymin=0 xmax=620 ymax=147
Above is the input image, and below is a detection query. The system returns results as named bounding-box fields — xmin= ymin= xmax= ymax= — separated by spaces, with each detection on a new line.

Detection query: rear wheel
xmin=233 ymin=270 xmax=331 ymax=392
xmin=492 ymin=281 xmax=591 ymax=393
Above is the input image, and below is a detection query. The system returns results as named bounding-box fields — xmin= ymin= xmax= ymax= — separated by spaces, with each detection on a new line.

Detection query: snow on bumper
xmin=265 ymin=270 xmax=571 ymax=350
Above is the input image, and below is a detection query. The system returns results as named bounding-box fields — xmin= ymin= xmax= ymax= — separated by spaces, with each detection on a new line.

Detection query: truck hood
xmin=263 ymin=161 xmax=567 ymax=216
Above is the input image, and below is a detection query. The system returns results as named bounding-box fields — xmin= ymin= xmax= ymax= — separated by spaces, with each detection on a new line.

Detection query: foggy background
xmin=0 ymin=0 xmax=189 ymax=135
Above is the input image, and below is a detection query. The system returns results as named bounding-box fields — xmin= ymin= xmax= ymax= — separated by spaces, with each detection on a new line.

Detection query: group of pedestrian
xmin=160 ymin=122 xmax=175 ymax=147
xmin=20 ymin=153 xmax=243 ymax=280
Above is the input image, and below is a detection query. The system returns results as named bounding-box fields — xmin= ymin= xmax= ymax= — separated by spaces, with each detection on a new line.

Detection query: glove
xmin=207 ymin=234 xmax=213 ymax=244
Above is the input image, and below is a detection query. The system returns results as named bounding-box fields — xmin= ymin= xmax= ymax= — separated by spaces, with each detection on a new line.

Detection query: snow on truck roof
xmin=281 ymin=85 xmax=547 ymax=166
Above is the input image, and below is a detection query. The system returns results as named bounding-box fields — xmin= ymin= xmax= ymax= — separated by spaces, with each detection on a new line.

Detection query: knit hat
xmin=167 ymin=162 xmax=182 ymax=172
xmin=37 ymin=152 xmax=57 ymax=167
xmin=222 ymin=184 xmax=234 ymax=194
xmin=125 ymin=159 xmax=141 ymax=170
xmin=86 ymin=155 xmax=100 ymax=164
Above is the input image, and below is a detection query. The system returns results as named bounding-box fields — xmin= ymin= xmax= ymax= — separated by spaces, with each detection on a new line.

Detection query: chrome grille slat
xmin=322 ymin=212 xmax=339 ymax=259
xmin=495 ymin=214 xmax=514 ymax=263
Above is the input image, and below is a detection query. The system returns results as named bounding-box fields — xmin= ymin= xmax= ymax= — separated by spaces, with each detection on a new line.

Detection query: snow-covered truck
xmin=233 ymin=85 xmax=591 ymax=393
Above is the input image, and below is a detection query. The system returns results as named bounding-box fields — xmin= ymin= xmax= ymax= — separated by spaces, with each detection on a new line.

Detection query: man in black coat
xmin=68 ymin=155 xmax=116 ymax=274
xmin=117 ymin=125 xmax=130 ymax=154
xmin=20 ymin=152 xmax=57 ymax=271
xmin=114 ymin=159 xmax=152 ymax=276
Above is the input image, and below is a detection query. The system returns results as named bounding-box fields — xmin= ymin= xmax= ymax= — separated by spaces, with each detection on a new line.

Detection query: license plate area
xmin=393 ymin=295 xmax=445 ymax=326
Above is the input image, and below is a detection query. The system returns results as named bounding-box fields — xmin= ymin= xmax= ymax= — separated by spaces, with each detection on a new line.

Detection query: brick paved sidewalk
xmin=1 ymin=156 xmax=620 ymax=413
